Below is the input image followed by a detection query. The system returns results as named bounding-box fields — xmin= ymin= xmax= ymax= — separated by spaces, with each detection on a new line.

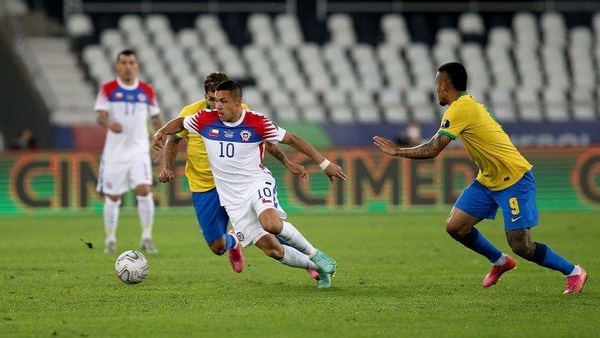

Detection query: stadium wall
xmin=1 ymin=146 xmax=599 ymax=215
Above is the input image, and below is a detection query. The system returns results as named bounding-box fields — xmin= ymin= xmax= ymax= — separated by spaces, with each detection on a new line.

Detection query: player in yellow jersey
xmin=158 ymin=72 xmax=318 ymax=278
xmin=373 ymin=62 xmax=587 ymax=294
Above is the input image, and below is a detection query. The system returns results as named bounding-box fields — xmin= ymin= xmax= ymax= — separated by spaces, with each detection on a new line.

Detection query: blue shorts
xmin=454 ymin=170 xmax=539 ymax=231
xmin=192 ymin=189 xmax=230 ymax=243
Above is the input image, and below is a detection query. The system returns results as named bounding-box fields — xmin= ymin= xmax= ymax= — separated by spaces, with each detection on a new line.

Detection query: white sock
xmin=567 ymin=265 xmax=582 ymax=277
xmin=103 ymin=197 xmax=121 ymax=242
xmin=137 ymin=193 xmax=155 ymax=240
xmin=278 ymin=245 xmax=319 ymax=270
xmin=278 ymin=221 xmax=317 ymax=256
xmin=492 ymin=254 xmax=508 ymax=266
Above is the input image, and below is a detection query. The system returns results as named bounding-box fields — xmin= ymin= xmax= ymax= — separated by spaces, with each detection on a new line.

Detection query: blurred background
xmin=1 ymin=0 xmax=599 ymax=215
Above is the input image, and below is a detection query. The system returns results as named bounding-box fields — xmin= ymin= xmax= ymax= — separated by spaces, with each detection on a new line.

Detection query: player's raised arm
xmin=281 ymin=132 xmax=346 ymax=182
xmin=373 ymin=133 xmax=452 ymax=159
xmin=265 ymin=142 xmax=308 ymax=183
xmin=152 ymin=117 xmax=185 ymax=151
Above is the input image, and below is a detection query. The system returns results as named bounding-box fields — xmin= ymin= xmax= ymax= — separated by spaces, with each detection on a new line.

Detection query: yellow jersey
xmin=438 ymin=93 xmax=532 ymax=190
xmin=175 ymin=99 xmax=250 ymax=192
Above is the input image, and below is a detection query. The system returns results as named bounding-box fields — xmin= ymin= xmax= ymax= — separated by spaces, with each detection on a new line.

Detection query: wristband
xmin=319 ymin=159 xmax=331 ymax=170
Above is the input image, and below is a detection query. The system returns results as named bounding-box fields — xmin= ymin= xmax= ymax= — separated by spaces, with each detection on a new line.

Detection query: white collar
xmin=117 ymin=77 xmax=139 ymax=90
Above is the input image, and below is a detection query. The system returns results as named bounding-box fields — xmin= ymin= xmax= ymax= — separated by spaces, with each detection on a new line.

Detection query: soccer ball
xmin=114 ymin=250 xmax=149 ymax=284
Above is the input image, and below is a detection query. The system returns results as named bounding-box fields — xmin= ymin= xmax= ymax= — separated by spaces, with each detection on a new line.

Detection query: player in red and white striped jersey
xmin=153 ymin=80 xmax=346 ymax=288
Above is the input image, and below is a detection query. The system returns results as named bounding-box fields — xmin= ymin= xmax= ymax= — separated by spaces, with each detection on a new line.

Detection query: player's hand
xmin=286 ymin=162 xmax=309 ymax=184
xmin=152 ymin=132 xmax=166 ymax=151
xmin=323 ymin=162 xmax=347 ymax=182
xmin=158 ymin=168 xmax=175 ymax=183
xmin=373 ymin=136 xmax=399 ymax=156
xmin=108 ymin=121 xmax=123 ymax=133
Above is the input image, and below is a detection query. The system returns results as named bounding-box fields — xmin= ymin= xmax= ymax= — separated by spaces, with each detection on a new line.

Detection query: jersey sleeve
xmin=438 ymin=104 xmax=468 ymax=140
xmin=183 ymin=111 xmax=204 ymax=135
xmin=262 ymin=117 xmax=286 ymax=143
xmin=93 ymin=86 xmax=110 ymax=112
xmin=146 ymin=86 xmax=160 ymax=116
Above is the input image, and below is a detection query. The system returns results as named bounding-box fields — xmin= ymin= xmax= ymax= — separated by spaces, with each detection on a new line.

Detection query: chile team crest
xmin=240 ymin=129 xmax=252 ymax=141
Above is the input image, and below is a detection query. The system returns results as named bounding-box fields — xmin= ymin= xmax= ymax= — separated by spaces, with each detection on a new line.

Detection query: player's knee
xmin=106 ymin=194 xmax=121 ymax=202
xmin=260 ymin=219 xmax=284 ymax=234
xmin=445 ymin=222 xmax=467 ymax=239
xmin=135 ymin=185 xmax=151 ymax=196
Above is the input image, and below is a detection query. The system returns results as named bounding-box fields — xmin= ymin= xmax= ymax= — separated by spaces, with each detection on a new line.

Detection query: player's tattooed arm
xmin=265 ymin=142 xmax=308 ymax=183
xmin=373 ymin=133 xmax=451 ymax=159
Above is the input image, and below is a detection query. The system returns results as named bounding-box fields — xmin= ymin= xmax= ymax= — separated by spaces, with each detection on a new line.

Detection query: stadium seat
xmin=271 ymin=105 xmax=298 ymax=122
xmin=436 ymin=28 xmax=462 ymax=48
xmin=458 ymin=12 xmax=485 ymax=36
xmin=243 ymin=86 xmax=266 ymax=109
xmin=433 ymin=44 xmax=458 ymax=66
xmin=355 ymin=107 xmax=382 ymax=123
xmin=248 ymin=13 xmax=277 ymax=47
xmin=488 ymin=26 xmax=513 ymax=49
xmin=571 ymin=89 xmax=596 ymax=121
xmin=118 ymin=14 xmax=143 ymax=37
xmin=406 ymin=89 xmax=436 ymax=123
xmin=293 ymin=89 xmax=319 ymax=107
xmin=513 ymin=12 xmax=539 ymax=49
xmin=516 ymin=88 xmax=543 ymax=121
xmin=382 ymin=105 xmax=410 ymax=123
xmin=378 ymin=88 xmax=402 ymax=107
xmin=303 ymin=106 xmax=327 ymax=123
xmin=380 ymin=13 xmax=411 ymax=48
xmin=100 ymin=29 xmax=124 ymax=48
xmin=322 ymin=89 xmax=347 ymax=108
xmin=327 ymin=13 xmax=357 ymax=47
xmin=542 ymin=87 xmax=570 ymax=121
xmin=66 ymin=14 xmax=94 ymax=38
xmin=274 ymin=14 xmax=304 ymax=48
xmin=267 ymin=90 xmax=292 ymax=109
xmin=540 ymin=12 xmax=567 ymax=48
xmin=195 ymin=14 xmax=230 ymax=48
xmin=329 ymin=105 xmax=356 ymax=123
xmin=145 ymin=14 xmax=172 ymax=37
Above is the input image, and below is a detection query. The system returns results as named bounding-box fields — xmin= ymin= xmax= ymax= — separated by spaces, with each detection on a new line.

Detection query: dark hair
xmin=215 ymin=79 xmax=242 ymax=98
xmin=204 ymin=71 xmax=229 ymax=93
xmin=116 ymin=49 xmax=136 ymax=62
xmin=438 ymin=62 xmax=467 ymax=91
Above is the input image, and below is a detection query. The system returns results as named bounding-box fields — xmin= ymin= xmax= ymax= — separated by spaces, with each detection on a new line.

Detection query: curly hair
xmin=204 ymin=71 xmax=229 ymax=93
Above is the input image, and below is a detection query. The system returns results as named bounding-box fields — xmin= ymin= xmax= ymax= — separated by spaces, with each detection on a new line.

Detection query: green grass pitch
xmin=1 ymin=211 xmax=598 ymax=337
